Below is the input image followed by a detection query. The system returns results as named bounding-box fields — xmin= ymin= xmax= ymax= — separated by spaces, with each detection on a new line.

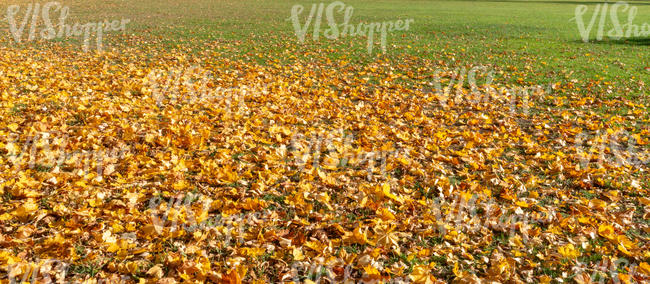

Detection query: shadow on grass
xmin=573 ymin=37 xmax=650 ymax=45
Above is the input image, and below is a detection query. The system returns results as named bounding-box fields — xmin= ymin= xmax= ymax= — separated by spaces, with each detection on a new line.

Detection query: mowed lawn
xmin=1 ymin=0 xmax=649 ymax=96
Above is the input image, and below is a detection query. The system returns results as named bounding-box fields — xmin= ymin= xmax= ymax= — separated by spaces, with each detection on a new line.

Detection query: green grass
xmin=0 ymin=0 xmax=647 ymax=99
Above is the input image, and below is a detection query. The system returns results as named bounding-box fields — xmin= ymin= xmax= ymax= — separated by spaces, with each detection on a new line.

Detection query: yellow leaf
xmin=558 ymin=243 xmax=580 ymax=259
xmin=14 ymin=199 xmax=38 ymax=219
xmin=410 ymin=265 xmax=435 ymax=284
xmin=364 ymin=265 xmax=380 ymax=277
xmin=292 ymin=248 xmax=304 ymax=261
xmin=638 ymin=262 xmax=650 ymax=276
xmin=107 ymin=242 xmax=121 ymax=253
xmin=639 ymin=197 xmax=650 ymax=206
xmin=7 ymin=123 xmax=19 ymax=132
xmin=241 ymin=247 xmax=266 ymax=258
xmin=515 ymin=200 xmax=529 ymax=208
xmin=141 ymin=224 xmax=160 ymax=236
xmin=618 ymin=273 xmax=631 ymax=284
xmin=453 ymin=262 xmax=462 ymax=277
xmin=573 ymin=273 xmax=590 ymax=284
xmin=617 ymin=244 xmax=632 ymax=256
xmin=381 ymin=183 xmax=403 ymax=204
xmin=223 ymin=267 xmax=242 ymax=284
xmin=173 ymin=180 xmax=188 ymax=190
xmin=343 ymin=227 xmax=374 ymax=245
xmin=126 ymin=261 xmax=139 ymax=274
xmin=304 ymin=241 xmax=325 ymax=253
xmin=598 ymin=224 xmax=617 ymax=240
xmin=377 ymin=207 xmax=396 ymax=221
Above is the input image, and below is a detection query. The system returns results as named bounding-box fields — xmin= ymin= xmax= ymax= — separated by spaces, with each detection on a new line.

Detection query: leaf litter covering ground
xmin=0 ymin=45 xmax=649 ymax=283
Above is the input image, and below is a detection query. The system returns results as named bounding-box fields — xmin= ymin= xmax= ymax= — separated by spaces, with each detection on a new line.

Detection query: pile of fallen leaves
xmin=0 ymin=42 xmax=649 ymax=283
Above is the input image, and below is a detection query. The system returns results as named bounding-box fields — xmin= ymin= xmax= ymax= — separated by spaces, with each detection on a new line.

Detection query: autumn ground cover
xmin=0 ymin=0 xmax=649 ymax=283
